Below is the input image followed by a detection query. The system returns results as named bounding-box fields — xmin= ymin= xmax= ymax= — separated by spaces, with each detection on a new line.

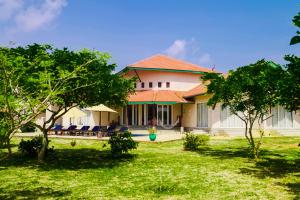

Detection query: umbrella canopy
xmin=85 ymin=104 xmax=117 ymax=113
xmin=59 ymin=107 xmax=87 ymax=118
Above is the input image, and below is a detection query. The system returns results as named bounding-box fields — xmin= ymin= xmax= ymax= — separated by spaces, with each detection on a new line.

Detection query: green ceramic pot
xmin=149 ymin=133 xmax=157 ymax=141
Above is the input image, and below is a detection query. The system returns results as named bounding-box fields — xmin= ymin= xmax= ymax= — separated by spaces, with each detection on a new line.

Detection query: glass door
xmin=157 ymin=105 xmax=172 ymax=126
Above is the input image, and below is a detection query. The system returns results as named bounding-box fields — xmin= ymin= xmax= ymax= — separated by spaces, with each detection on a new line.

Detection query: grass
xmin=0 ymin=136 xmax=299 ymax=200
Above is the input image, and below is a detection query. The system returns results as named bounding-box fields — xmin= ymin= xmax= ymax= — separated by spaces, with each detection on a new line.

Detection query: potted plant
xmin=148 ymin=127 xmax=157 ymax=141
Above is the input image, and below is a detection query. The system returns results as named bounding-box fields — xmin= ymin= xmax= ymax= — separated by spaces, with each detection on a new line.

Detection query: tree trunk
xmin=248 ymin=122 xmax=259 ymax=160
xmin=38 ymin=130 xmax=49 ymax=162
xmin=6 ymin=139 xmax=12 ymax=156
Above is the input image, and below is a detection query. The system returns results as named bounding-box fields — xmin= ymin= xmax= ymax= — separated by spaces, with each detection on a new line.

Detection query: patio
xmin=15 ymin=129 xmax=185 ymax=142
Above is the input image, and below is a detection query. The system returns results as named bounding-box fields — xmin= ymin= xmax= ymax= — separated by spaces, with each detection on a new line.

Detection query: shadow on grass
xmin=195 ymin=145 xmax=300 ymax=199
xmin=0 ymin=186 xmax=71 ymax=200
xmin=0 ymin=148 xmax=136 ymax=171
xmin=284 ymin=182 xmax=300 ymax=200
xmin=196 ymin=146 xmax=300 ymax=176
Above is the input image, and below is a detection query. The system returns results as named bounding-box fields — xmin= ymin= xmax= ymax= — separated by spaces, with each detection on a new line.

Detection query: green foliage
xmin=277 ymin=55 xmax=300 ymax=111
xmin=203 ymin=60 xmax=282 ymax=159
xmin=290 ymin=12 xmax=300 ymax=45
xmin=0 ymin=43 xmax=135 ymax=159
xmin=18 ymin=136 xmax=43 ymax=157
xmin=20 ymin=124 xmax=36 ymax=133
xmin=183 ymin=133 xmax=210 ymax=151
xmin=108 ymin=131 xmax=138 ymax=156
xmin=0 ymin=115 xmax=9 ymax=149
xmin=148 ymin=127 xmax=157 ymax=134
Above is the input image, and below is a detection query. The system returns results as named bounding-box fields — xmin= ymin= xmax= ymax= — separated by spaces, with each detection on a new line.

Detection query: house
xmin=39 ymin=54 xmax=300 ymax=136
xmin=117 ymin=54 xmax=300 ymax=136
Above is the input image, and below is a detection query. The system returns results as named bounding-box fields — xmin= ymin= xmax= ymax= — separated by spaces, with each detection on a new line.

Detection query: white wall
xmin=126 ymin=70 xmax=202 ymax=91
xmin=181 ymin=96 xmax=300 ymax=136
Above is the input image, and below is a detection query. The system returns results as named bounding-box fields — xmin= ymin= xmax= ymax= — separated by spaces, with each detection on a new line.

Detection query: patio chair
xmin=89 ymin=126 xmax=101 ymax=137
xmin=49 ymin=125 xmax=63 ymax=135
xmin=103 ymin=125 xmax=116 ymax=137
xmin=62 ymin=125 xmax=77 ymax=135
xmin=75 ymin=126 xmax=90 ymax=136
xmin=119 ymin=126 xmax=129 ymax=133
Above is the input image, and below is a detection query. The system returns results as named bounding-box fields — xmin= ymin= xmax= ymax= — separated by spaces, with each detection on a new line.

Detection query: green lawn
xmin=0 ymin=136 xmax=299 ymax=200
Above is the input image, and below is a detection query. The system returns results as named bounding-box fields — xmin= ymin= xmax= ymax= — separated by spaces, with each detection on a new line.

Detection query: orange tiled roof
xmin=183 ymin=84 xmax=207 ymax=98
xmin=128 ymin=90 xmax=190 ymax=103
xmin=129 ymin=54 xmax=214 ymax=73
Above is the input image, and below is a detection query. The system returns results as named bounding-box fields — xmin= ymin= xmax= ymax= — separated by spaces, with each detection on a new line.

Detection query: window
xmin=197 ymin=103 xmax=208 ymax=127
xmin=149 ymin=82 xmax=153 ymax=88
xmin=166 ymin=82 xmax=170 ymax=88
xmin=158 ymin=82 xmax=162 ymax=88
xmin=272 ymin=106 xmax=293 ymax=128
xmin=141 ymin=82 xmax=145 ymax=88
xmin=220 ymin=106 xmax=244 ymax=128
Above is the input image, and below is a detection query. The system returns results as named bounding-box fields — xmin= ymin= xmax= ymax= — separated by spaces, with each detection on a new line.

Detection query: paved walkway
xmin=15 ymin=130 xmax=185 ymax=142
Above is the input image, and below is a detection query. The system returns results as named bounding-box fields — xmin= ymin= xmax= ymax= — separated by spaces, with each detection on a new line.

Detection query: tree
xmin=279 ymin=11 xmax=300 ymax=112
xmin=290 ymin=12 xmax=300 ymax=45
xmin=0 ymin=46 xmax=51 ymax=155
xmin=0 ymin=44 xmax=135 ymax=161
xmin=277 ymin=55 xmax=300 ymax=112
xmin=203 ymin=60 xmax=283 ymax=159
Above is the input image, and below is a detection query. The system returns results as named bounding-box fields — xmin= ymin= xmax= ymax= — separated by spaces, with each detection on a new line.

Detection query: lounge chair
xmin=102 ymin=125 xmax=116 ymax=137
xmin=119 ymin=126 xmax=129 ymax=132
xmin=75 ymin=126 xmax=90 ymax=136
xmin=62 ymin=125 xmax=77 ymax=135
xmin=49 ymin=125 xmax=63 ymax=135
xmin=89 ymin=126 xmax=100 ymax=137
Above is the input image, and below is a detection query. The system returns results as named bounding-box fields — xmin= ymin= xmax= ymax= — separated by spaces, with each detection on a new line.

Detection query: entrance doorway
xmin=157 ymin=105 xmax=172 ymax=126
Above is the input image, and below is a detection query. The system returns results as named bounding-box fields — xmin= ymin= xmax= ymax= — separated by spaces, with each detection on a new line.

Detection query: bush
xmin=18 ymin=136 xmax=43 ymax=157
xmin=20 ymin=124 xmax=36 ymax=133
xmin=108 ymin=131 xmax=138 ymax=156
xmin=183 ymin=133 xmax=210 ymax=151
xmin=0 ymin=134 xmax=7 ymax=149
xmin=70 ymin=139 xmax=76 ymax=147
xmin=0 ymin=118 xmax=9 ymax=149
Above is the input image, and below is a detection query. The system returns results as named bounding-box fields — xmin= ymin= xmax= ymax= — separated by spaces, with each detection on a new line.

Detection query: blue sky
xmin=0 ymin=0 xmax=299 ymax=72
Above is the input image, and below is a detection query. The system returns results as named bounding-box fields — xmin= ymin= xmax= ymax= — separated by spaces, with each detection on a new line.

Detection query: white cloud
xmin=14 ymin=0 xmax=67 ymax=32
xmin=164 ymin=38 xmax=213 ymax=66
xmin=0 ymin=0 xmax=67 ymax=33
xmin=164 ymin=39 xmax=187 ymax=59
xmin=0 ymin=0 xmax=23 ymax=21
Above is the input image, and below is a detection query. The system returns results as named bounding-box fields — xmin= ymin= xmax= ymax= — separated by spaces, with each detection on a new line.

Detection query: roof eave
xmin=118 ymin=66 xmax=208 ymax=75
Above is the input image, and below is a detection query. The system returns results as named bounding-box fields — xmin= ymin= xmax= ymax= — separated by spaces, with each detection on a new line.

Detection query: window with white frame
xmin=197 ymin=103 xmax=208 ymax=127
xmin=220 ymin=106 xmax=244 ymax=128
xmin=271 ymin=106 xmax=293 ymax=128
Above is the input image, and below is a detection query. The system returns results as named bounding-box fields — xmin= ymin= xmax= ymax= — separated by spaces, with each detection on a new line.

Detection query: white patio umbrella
xmin=85 ymin=104 xmax=117 ymax=126
xmin=58 ymin=107 xmax=87 ymax=125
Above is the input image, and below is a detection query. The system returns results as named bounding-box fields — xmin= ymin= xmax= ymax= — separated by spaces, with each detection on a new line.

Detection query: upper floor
xmin=118 ymin=54 xmax=215 ymax=92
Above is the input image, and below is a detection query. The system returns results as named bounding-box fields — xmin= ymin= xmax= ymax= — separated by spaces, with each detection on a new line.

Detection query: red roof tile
xmin=129 ymin=54 xmax=214 ymax=73
xmin=128 ymin=90 xmax=190 ymax=103
xmin=184 ymin=84 xmax=207 ymax=98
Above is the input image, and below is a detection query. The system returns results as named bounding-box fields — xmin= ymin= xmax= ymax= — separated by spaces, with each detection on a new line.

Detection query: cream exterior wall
xmin=181 ymin=95 xmax=300 ymax=136
xmin=126 ymin=70 xmax=202 ymax=91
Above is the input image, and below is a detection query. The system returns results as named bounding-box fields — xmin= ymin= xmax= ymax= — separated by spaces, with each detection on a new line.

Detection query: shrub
xmin=0 ymin=134 xmax=7 ymax=149
xmin=18 ymin=136 xmax=43 ymax=157
xmin=70 ymin=139 xmax=76 ymax=147
xmin=0 ymin=118 xmax=9 ymax=149
xmin=183 ymin=133 xmax=210 ymax=151
xmin=20 ymin=124 xmax=36 ymax=133
xmin=108 ymin=131 xmax=138 ymax=156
